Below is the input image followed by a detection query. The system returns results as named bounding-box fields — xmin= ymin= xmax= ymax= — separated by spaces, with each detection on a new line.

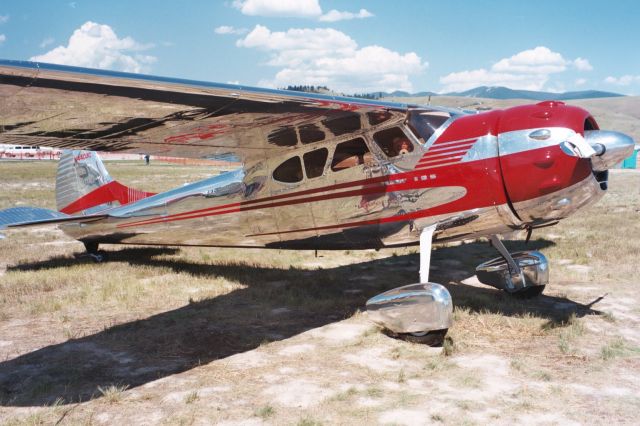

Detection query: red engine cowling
xmin=496 ymin=101 xmax=603 ymax=224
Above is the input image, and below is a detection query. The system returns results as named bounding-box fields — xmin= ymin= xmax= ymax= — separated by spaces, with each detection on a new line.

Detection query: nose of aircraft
xmin=495 ymin=101 xmax=635 ymax=225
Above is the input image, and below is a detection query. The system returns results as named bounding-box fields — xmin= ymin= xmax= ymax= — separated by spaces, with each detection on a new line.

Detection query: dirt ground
xmin=0 ymin=162 xmax=639 ymax=425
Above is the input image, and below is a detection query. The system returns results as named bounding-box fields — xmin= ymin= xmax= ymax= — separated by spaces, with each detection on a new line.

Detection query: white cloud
xmin=0 ymin=34 xmax=5 ymax=45
xmin=232 ymin=0 xmax=374 ymax=22
xmin=30 ymin=21 xmax=156 ymax=73
xmin=233 ymin=0 xmax=322 ymax=17
xmin=0 ymin=15 xmax=9 ymax=24
xmin=573 ymin=57 xmax=593 ymax=71
xmin=604 ymin=75 xmax=639 ymax=86
xmin=491 ymin=46 xmax=567 ymax=74
xmin=214 ymin=25 xmax=248 ymax=35
xmin=575 ymin=78 xmax=587 ymax=86
xmin=237 ymin=25 xmax=426 ymax=93
xmin=39 ymin=37 xmax=54 ymax=49
xmin=439 ymin=46 xmax=591 ymax=92
xmin=319 ymin=8 xmax=373 ymax=22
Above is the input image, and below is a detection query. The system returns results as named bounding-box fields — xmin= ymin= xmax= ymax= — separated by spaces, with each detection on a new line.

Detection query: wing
xmin=0 ymin=60 xmax=433 ymax=163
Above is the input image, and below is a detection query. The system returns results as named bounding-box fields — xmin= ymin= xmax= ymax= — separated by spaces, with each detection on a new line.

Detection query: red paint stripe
xmin=429 ymin=136 xmax=478 ymax=148
xmin=419 ymin=150 xmax=468 ymax=163
xmin=421 ymin=142 xmax=475 ymax=157
xmin=60 ymin=181 xmax=156 ymax=215
xmin=118 ymin=202 xmax=244 ymax=227
xmin=416 ymin=153 xmax=466 ymax=167
xmin=415 ymin=160 xmax=462 ymax=170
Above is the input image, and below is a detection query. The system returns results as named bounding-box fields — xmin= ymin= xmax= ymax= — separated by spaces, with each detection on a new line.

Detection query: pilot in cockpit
xmin=391 ymin=136 xmax=412 ymax=157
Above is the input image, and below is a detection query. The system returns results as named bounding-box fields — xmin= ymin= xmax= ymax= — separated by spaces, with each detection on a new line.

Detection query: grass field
xmin=1 ymin=161 xmax=639 ymax=425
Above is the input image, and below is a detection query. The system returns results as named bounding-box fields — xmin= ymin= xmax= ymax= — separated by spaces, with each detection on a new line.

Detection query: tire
xmin=509 ymin=285 xmax=545 ymax=299
xmin=90 ymin=251 xmax=108 ymax=263
xmin=399 ymin=329 xmax=448 ymax=346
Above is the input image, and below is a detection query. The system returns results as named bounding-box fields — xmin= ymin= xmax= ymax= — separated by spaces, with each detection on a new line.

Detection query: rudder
xmin=56 ymin=150 xmax=155 ymax=215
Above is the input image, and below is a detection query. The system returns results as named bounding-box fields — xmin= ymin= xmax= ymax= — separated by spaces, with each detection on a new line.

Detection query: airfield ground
xmin=0 ymin=161 xmax=639 ymax=425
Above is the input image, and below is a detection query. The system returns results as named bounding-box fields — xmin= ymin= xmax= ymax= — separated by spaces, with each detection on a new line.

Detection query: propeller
xmin=560 ymin=130 xmax=635 ymax=171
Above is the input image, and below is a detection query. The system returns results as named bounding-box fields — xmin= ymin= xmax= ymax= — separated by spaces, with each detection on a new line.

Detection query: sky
xmin=0 ymin=0 xmax=639 ymax=95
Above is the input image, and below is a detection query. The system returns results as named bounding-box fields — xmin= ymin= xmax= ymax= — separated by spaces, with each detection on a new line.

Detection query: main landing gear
xmin=81 ymin=241 xmax=108 ymax=263
xmin=366 ymin=224 xmax=453 ymax=346
xmin=475 ymin=235 xmax=548 ymax=298
xmin=365 ymin=229 xmax=549 ymax=345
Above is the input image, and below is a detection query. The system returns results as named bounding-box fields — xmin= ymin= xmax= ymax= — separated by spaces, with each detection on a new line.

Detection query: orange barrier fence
xmin=0 ymin=151 xmax=61 ymax=160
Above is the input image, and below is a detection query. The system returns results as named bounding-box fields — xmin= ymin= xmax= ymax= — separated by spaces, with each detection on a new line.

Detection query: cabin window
xmin=367 ymin=110 xmax=393 ymax=126
xmin=322 ymin=113 xmax=361 ymax=136
xmin=268 ymin=126 xmax=298 ymax=147
xmin=303 ymin=148 xmax=329 ymax=179
xmin=299 ymin=124 xmax=325 ymax=144
xmin=273 ymin=156 xmax=303 ymax=183
xmin=373 ymin=127 xmax=414 ymax=158
xmin=331 ymin=137 xmax=371 ymax=171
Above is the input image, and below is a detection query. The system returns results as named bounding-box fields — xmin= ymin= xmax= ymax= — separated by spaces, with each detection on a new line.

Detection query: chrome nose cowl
xmin=586 ymin=130 xmax=635 ymax=171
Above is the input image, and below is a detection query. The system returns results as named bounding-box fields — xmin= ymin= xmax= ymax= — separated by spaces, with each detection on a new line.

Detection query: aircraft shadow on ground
xmin=1 ymin=240 xmax=605 ymax=406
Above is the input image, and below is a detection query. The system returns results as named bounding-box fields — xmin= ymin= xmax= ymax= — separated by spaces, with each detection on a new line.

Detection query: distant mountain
xmin=441 ymin=86 xmax=624 ymax=100
xmin=373 ymin=86 xmax=623 ymax=100
xmin=370 ymin=90 xmax=438 ymax=98
xmin=288 ymin=85 xmax=623 ymax=101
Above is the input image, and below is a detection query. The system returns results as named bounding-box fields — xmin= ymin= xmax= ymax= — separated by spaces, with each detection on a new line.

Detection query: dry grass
xmin=1 ymin=161 xmax=639 ymax=425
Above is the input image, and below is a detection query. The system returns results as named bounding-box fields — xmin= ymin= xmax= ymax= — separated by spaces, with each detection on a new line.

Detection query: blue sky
xmin=1 ymin=0 xmax=639 ymax=94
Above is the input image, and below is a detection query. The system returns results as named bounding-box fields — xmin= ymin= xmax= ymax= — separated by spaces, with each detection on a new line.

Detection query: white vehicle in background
xmin=0 ymin=145 xmax=60 ymax=159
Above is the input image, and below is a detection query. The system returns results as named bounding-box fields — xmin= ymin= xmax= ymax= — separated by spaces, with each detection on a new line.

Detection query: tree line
xmin=283 ymin=85 xmax=382 ymax=100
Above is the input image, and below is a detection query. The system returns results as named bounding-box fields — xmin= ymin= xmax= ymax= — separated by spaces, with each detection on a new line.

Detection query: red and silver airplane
xmin=0 ymin=60 xmax=634 ymax=341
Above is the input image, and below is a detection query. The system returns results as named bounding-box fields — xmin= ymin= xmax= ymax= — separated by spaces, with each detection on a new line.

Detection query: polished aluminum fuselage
xmin=58 ymin=116 xmax=605 ymax=250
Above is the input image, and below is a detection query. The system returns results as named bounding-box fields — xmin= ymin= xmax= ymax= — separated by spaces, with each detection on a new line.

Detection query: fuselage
xmin=60 ymin=101 xmax=608 ymax=250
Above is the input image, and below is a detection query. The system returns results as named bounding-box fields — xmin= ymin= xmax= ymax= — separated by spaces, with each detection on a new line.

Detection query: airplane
xmin=0 ymin=59 xmax=634 ymax=344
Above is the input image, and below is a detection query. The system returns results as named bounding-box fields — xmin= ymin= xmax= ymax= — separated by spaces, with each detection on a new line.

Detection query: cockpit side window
xmin=322 ymin=113 xmax=361 ymax=137
xmin=407 ymin=110 xmax=451 ymax=144
xmin=273 ymin=156 xmax=303 ymax=183
xmin=367 ymin=110 xmax=393 ymax=126
xmin=331 ymin=137 xmax=371 ymax=171
xmin=303 ymin=148 xmax=329 ymax=179
xmin=299 ymin=124 xmax=325 ymax=144
xmin=268 ymin=126 xmax=298 ymax=147
xmin=373 ymin=127 xmax=414 ymax=158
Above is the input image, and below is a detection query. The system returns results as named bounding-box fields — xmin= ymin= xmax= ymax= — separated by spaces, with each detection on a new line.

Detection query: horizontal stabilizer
xmin=0 ymin=206 xmax=106 ymax=230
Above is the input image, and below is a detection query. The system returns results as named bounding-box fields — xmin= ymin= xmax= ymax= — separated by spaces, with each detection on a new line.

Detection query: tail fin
xmin=56 ymin=150 xmax=155 ymax=215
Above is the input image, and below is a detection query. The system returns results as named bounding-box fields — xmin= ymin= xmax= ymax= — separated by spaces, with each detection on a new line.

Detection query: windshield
xmin=406 ymin=110 xmax=452 ymax=144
